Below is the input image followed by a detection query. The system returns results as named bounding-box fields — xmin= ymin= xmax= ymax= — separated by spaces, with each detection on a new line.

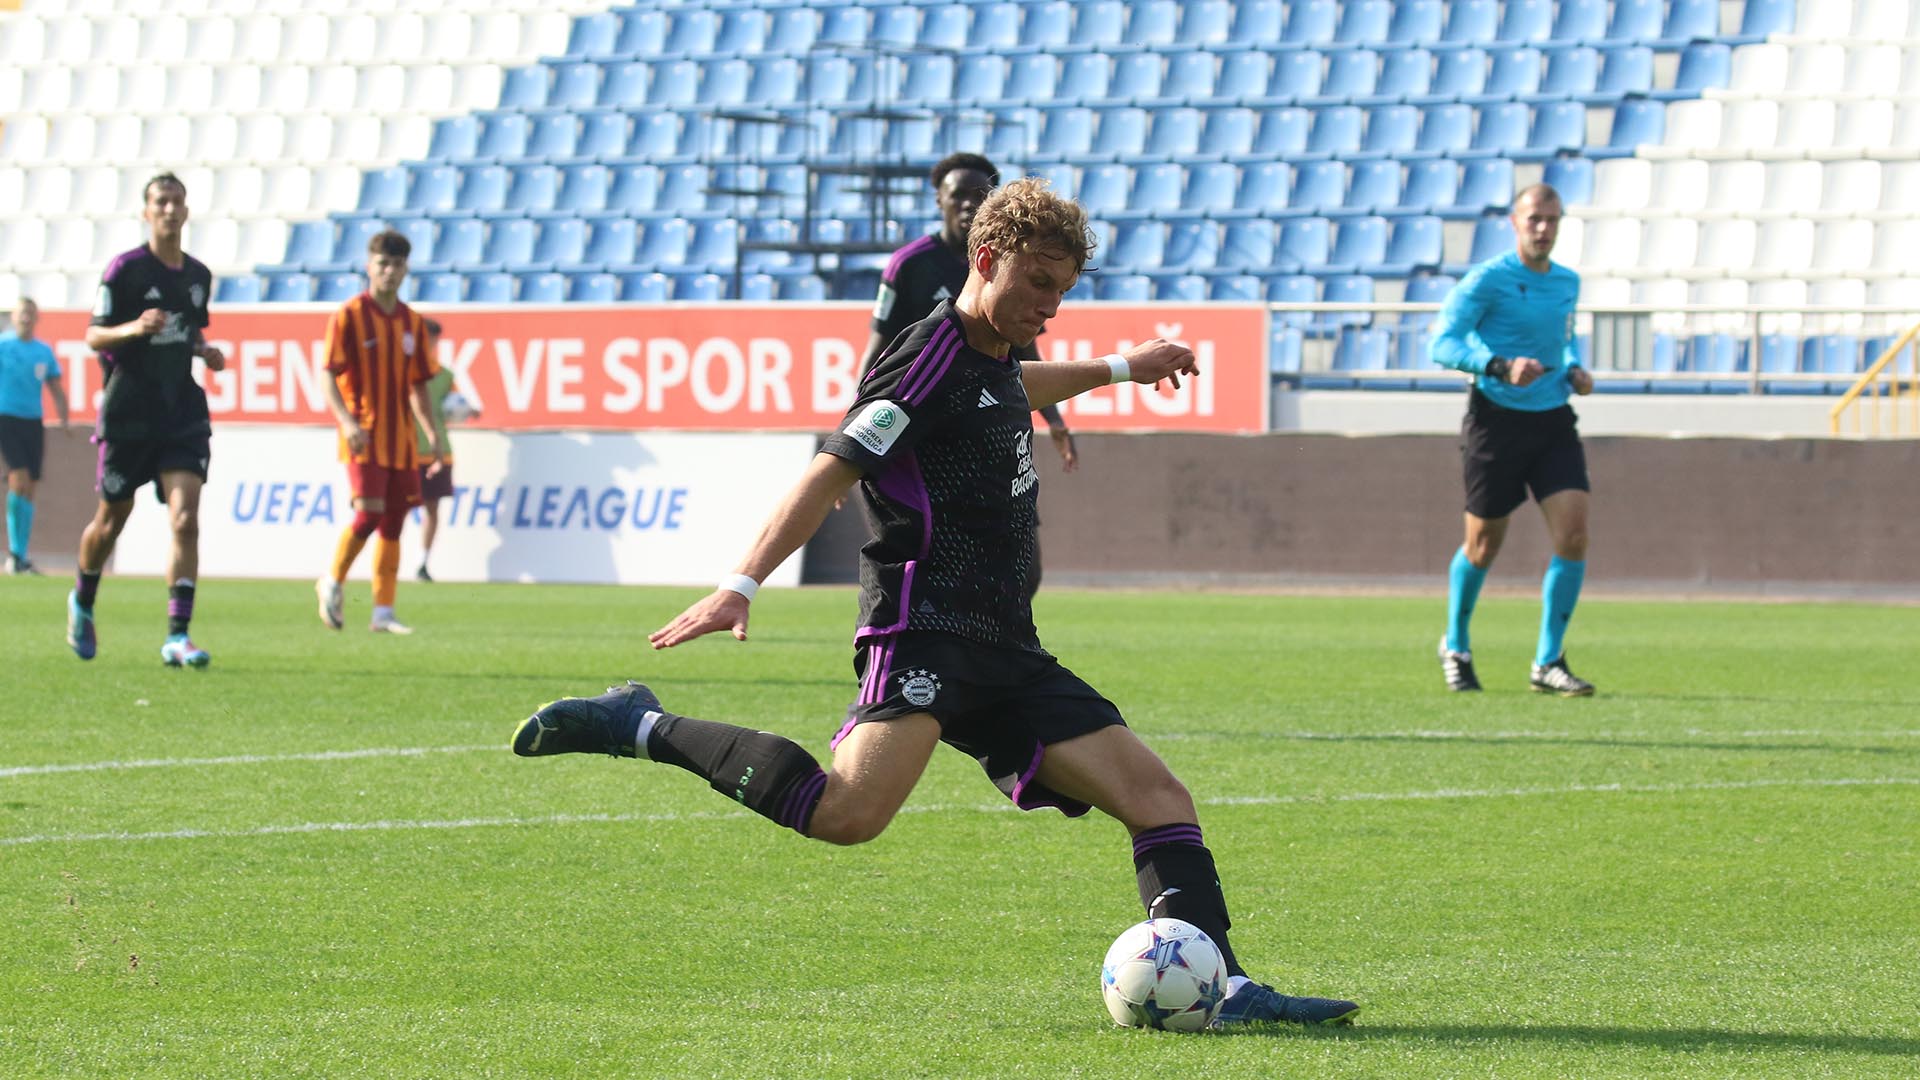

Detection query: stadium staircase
xmin=0 ymin=0 xmax=1912 ymax=393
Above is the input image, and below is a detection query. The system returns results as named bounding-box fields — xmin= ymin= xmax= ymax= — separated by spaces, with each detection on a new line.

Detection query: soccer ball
xmin=1100 ymin=918 xmax=1228 ymax=1032
xmin=441 ymin=391 xmax=480 ymax=423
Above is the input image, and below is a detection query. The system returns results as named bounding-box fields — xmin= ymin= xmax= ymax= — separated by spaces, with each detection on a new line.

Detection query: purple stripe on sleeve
xmin=883 ymin=234 xmax=939 ymax=282
xmin=900 ymin=331 xmax=962 ymax=406
xmin=896 ymin=320 xmax=958 ymax=404
xmin=101 ymin=246 xmax=148 ymax=284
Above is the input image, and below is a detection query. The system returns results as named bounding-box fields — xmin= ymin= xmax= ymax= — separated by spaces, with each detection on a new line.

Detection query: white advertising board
xmin=113 ymin=427 xmax=817 ymax=586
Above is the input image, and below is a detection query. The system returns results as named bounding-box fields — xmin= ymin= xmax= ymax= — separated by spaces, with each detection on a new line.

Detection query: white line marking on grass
xmin=4 ymin=777 xmax=1915 ymax=848
xmin=1151 ymin=729 xmax=1920 ymax=742
xmin=0 ymin=745 xmax=499 ymax=779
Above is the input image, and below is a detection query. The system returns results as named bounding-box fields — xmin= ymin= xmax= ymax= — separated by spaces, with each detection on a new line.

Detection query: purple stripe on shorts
xmin=1132 ymin=824 xmax=1206 ymax=859
xmin=779 ymin=768 xmax=829 ymax=835
xmin=829 ymin=714 xmax=860 ymax=752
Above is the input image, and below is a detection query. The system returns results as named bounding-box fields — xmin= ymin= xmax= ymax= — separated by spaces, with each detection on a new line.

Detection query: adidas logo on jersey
xmin=144 ymin=287 xmax=162 ymax=300
xmin=977 ymin=389 xmax=999 ymax=409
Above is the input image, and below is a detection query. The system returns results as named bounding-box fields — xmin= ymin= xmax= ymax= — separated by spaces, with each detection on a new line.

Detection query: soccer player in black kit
xmin=67 ymin=172 xmax=227 ymax=667
xmin=512 ymin=179 xmax=1358 ymax=1028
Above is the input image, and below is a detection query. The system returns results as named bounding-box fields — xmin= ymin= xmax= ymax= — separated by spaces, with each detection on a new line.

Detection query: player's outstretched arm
xmin=649 ymin=453 xmax=863 ymax=650
xmin=1021 ymin=339 xmax=1200 ymax=410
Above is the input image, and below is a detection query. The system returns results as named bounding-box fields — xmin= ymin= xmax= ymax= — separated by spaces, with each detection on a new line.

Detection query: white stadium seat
xmin=215 ymin=165 xmax=266 ymax=216
xmin=1807 ymin=220 xmax=1873 ymax=279
xmin=1726 ymin=43 xmax=1787 ymax=97
xmin=264 ymin=166 xmax=314 ymax=218
xmin=452 ymin=65 xmax=503 ymax=112
xmin=1752 ymin=279 xmax=1809 ymax=333
xmin=1589 ymin=159 xmax=1650 ymax=212
xmin=329 ymin=14 xmax=379 ymax=63
xmin=76 ymin=166 xmax=123 ymax=217
xmin=139 ymin=116 xmax=192 ymax=164
xmin=1 ymin=16 xmax=45 ymax=65
xmin=311 ymin=166 xmax=364 ymax=213
xmin=93 ymin=17 xmax=141 ymax=62
xmin=262 ymin=66 xmax=312 ymax=114
xmin=235 ymin=114 xmax=289 ymax=163
xmin=1795 ymin=1 xmax=1853 ymax=39
xmin=1783 ymin=44 xmax=1846 ymax=98
xmin=0 ymin=117 xmax=51 ymax=165
xmin=27 ymin=273 xmax=70 ymax=309
xmin=237 ymin=15 xmax=284 ymax=63
xmin=1752 ymin=220 xmax=1814 ymax=276
xmin=1637 ymin=220 xmax=1699 ymax=278
xmin=423 ymin=14 xmax=475 ymax=63
xmin=138 ymin=16 xmax=190 ymax=63
xmin=0 ymin=169 xmax=22 ymax=214
xmin=0 ymin=66 xmax=21 ymax=114
xmin=1719 ymin=101 xmax=1779 ymax=155
xmin=45 ymin=17 xmax=95 ymax=67
xmin=373 ymin=13 xmax=427 ymax=63
xmin=242 ymin=219 xmax=291 ymax=268
xmin=193 ymin=115 xmax=239 ymax=163
xmin=1897 ymin=50 xmax=1920 ymax=98
xmin=195 ymin=218 xmax=243 ymax=267
xmin=5 ymin=219 xmax=48 ymax=267
xmin=333 ymin=115 xmax=383 ymax=162
xmin=1553 ymin=217 xmax=1584 ymax=266
xmin=523 ymin=12 xmax=574 ymax=58
xmin=1663 ymin=100 xmax=1721 ymax=153
xmin=313 ymin=66 xmax=360 ymax=114
xmin=1583 ymin=278 xmax=1633 ymax=307
xmin=117 ymin=66 xmax=168 ymax=115
xmin=22 ymin=65 xmax=74 ymax=113
xmin=1866 ymin=278 xmax=1920 ymax=310
xmin=1819 ymin=161 xmax=1881 ymax=219
xmin=1853 ymin=0 xmax=1908 ymax=40
xmin=1831 ymin=100 xmax=1894 ymax=157
xmin=355 ymin=65 xmax=406 ymax=114
xmin=1647 ymin=161 xmax=1710 ymax=215
xmin=1759 ymin=161 xmax=1821 ymax=218
xmin=186 ymin=16 xmax=238 ymax=60
xmin=284 ymin=15 xmax=332 ymax=65
xmin=213 ymin=66 xmax=266 ymax=113
xmin=1841 ymin=45 xmax=1900 ymax=99
xmin=46 ymin=115 xmax=96 ymax=165
xmin=1809 ymin=280 xmax=1868 ymax=333
xmin=1695 ymin=220 xmax=1758 ymax=277
xmin=167 ymin=65 xmax=217 ymax=115
xmin=1582 ymin=219 xmax=1642 ymax=275
xmin=287 ymin=115 xmax=335 ymax=163
xmin=380 ymin=116 xmax=431 ymax=161
xmin=1772 ymin=101 xmax=1835 ymax=157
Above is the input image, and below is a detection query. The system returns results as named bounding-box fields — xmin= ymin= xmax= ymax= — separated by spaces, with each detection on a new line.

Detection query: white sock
xmin=634 ymin=710 xmax=662 ymax=759
xmin=372 ymin=604 xmax=394 ymax=622
xmin=1227 ymin=975 xmax=1253 ymax=997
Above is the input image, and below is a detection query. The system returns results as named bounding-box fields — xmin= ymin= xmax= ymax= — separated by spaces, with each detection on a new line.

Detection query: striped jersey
xmin=324 ymin=294 xmax=440 ymax=468
xmin=821 ymin=302 xmax=1045 ymax=654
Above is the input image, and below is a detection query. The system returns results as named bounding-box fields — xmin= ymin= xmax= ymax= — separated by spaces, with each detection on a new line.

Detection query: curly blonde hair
xmin=966 ymin=177 xmax=1097 ymax=271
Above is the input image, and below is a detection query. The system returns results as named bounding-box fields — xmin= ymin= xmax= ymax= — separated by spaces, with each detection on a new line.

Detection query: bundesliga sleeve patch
xmin=872 ymin=283 xmax=897 ymax=322
xmin=842 ymin=399 xmax=911 ymax=456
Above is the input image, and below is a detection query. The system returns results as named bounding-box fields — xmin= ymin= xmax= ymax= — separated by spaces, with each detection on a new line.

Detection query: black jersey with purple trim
xmin=870 ymin=233 xmax=1039 ymax=371
xmin=822 ymin=302 xmax=1045 ymax=655
xmin=90 ymin=245 xmax=214 ymax=442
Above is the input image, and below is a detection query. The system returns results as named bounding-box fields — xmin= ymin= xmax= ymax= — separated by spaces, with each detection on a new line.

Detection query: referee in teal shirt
xmin=0 ymin=298 xmax=71 ymax=575
xmin=1429 ymin=184 xmax=1595 ymax=697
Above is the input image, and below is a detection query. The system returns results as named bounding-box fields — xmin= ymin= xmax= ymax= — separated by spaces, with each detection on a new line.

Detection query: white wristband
xmin=717 ymin=573 xmax=758 ymax=602
xmin=1105 ymin=354 xmax=1131 ymax=384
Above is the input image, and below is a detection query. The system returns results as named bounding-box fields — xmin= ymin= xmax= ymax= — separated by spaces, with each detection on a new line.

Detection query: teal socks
xmin=1445 ymin=546 xmax=1487 ymax=653
xmin=1536 ymin=556 xmax=1586 ymax=666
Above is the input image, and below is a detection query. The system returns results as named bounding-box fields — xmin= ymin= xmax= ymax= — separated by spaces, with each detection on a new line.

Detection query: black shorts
xmin=0 ymin=416 xmax=44 ymax=480
xmin=835 ymin=630 xmax=1125 ymax=817
xmin=419 ymin=462 xmax=454 ymax=502
xmin=96 ymin=431 xmax=211 ymax=504
xmin=1461 ymin=391 xmax=1589 ymax=519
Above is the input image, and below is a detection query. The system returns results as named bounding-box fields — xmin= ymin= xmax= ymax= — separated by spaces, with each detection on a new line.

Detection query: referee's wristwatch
xmin=1484 ymin=356 xmax=1511 ymax=381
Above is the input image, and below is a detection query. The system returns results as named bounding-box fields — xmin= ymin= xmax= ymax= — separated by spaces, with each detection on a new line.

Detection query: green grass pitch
xmin=4 ymin=578 xmax=1917 ymax=1078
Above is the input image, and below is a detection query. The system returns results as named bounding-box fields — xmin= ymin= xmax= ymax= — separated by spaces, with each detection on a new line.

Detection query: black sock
xmin=76 ymin=570 xmax=101 ymax=609
xmin=646 ymin=714 xmax=828 ymax=836
xmin=168 ymin=581 xmax=195 ymax=636
xmin=1134 ymin=823 xmax=1243 ymax=977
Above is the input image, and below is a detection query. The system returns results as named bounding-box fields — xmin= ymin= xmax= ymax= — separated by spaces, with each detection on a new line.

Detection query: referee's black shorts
xmin=1460 ymin=390 xmax=1589 ymax=520
xmin=0 ymin=416 xmax=45 ymax=480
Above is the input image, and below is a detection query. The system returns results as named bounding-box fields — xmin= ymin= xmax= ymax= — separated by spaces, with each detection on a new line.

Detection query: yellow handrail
xmin=1830 ymin=321 xmax=1920 ymax=436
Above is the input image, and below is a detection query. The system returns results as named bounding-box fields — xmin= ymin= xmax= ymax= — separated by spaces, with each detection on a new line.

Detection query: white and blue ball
xmin=1100 ymin=917 xmax=1228 ymax=1032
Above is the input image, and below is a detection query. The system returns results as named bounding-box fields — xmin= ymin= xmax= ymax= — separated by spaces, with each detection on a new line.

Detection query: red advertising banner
xmin=35 ymin=302 xmax=1269 ymax=434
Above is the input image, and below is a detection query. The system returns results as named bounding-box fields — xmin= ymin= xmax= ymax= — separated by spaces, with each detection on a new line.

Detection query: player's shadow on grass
xmin=1257 ymin=1023 xmax=1920 ymax=1058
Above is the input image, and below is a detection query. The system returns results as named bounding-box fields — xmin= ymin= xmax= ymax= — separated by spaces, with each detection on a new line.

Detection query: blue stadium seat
xmin=1551 ymin=0 xmax=1606 ymax=44
xmin=498 ymin=67 xmax=547 ymax=111
xmin=1416 ymin=104 xmax=1473 ymax=156
xmin=484 ymin=219 xmax=537 ymax=267
xmin=216 ymin=275 xmax=262 ymax=303
xmin=1335 ymin=0 xmax=1391 ymax=43
xmin=393 ymin=218 xmax=436 ymax=266
xmin=477 ymin=114 xmax=528 ymax=161
xmin=1401 ymin=159 xmax=1459 ymax=213
xmin=1466 ymin=102 xmax=1530 ymax=158
xmin=1059 ymin=54 xmax=1111 ymax=104
xmin=1162 ymin=222 xmax=1220 ymax=270
xmin=655 ymin=165 xmax=709 ymax=215
xmin=1596 ymin=46 xmax=1654 ymax=98
xmin=954 ymin=55 xmax=1007 ymax=104
xmin=407 ymin=165 xmax=459 ymax=214
xmin=1199 ymin=108 xmax=1256 ymax=157
xmin=1126 ymin=1 xmax=1179 ymax=46
xmin=264 ymin=272 xmax=313 ymax=303
xmin=428 ymin=116 xmax=478 ymax=161
xmin=1232 ymin=163 xmax=1291 ymax=216
xmin=1660 ymin=0 xmax=1720 ymax=47
xmin=1092 ymin=107 xmax=1149 ymax=159
xmin=1262 ymin=50 xmax=1318 ymax=103
xmin=899 ymin=54 xmax=955 ymax=106
xmin=664 ymin=8 xmax=718 ymax=55
xmin=919 ymin=5 xmax=972 ymax=50
xmin=1389 ymin=0 xmax=1443 ymax=44
xmin=1276 ymin=218 xmax=1330 ymax=273
xmin=1342 ymin=159 xmax=1402 ymax=213
xmin=687 ymin=219 xmax=738 ymax=269
xmin=1319 ymin=275 xmax=1375 ymax=330
xmin=1282 ymin=0 xmax=1337 ymax=45
xmin=1128 ymin=163 xmax=1184 ymax=215
xmin=607 ymin=166 xmax=659 ymax=215
xmin=1442 ymin=0 xmax=1498 ymax=44
xmin=1021 ymin=1 xmax=1071 ymax=48
xmin=1266 ymin=274 xmax=1317 ymax=326
xmin=1334 ymin=327 xmax=1392 ymax=370
xmin=598 ymin=62 xmax=648 ymax=108
xmin=1455 ymin=158 xmax=1515 ymax=215
xmin=1404 ymin=273 xmax=1457 ymax=304
xmin=433 ymin=219 xmax=484 ymax=267
xmin=1542 ymin=157 xmax=1594 ymax=204
xmin=358 ymin=167 xmax=406 ymax=213
xmin=647 ymin=60 xmax=698 ymax=109
xmin=1522 ymin=102 xmax=1586 ymax=160
xmin=1211 ymin=275 xmax=1262 ymax=301
xmin=1162 ymin=52 xmax=1216 ymax=103
xmin=1219 ymin=220 xmax=1277 ymax=269
xmin=508 ymin=166 xmax=560 ymax=214
xmin=1361 ymin=105 xmax=1419 ymax=158
xmin=1230 ymin=0 xmax=1283 ymax=44
xmin=1155 ymin=275 xmax=1208 ymax=302
xmin=285 ymin=221 xmax=334 ymax=268
xmin=1429 ymin=49 xmax=1488 ymax=101
xmin=1026 ymin=162 xmax=1078 ymax=200
xmin=1003 ymin=55 xmax=1057 ymax=102
xmin=1803 ymin=337 xmax=1861 ymax=375
xmin=698 ymin=59 xmax=753 ymax=108
xmin=564 ymin=270 xmax=618 ymax=299
xmin=1499 ymin=0 xmax=1553 ymax=43
xmin=534 ymin=219 xmax=586 ymax=266
xmin=550 ymin=63 xmax=601 ymax=110
xmin=528 ymin=114 xmax=577 ymax=160
xmin=625 ymin=113 xmax=682 ymax=161
xmin=1252 ymin=107 xmax=1310 ymax=157
xmin=1181 ymin=162 xmax=1238 ymax=216
xmin=770 ymin=6 xmax=819 ymax=52
xmin=1484 ymin=48 xmax=1543 ymax=101
xmin=1662 ymin=43 xmax=1732 ymax=100
xmin=1070 ymin=1 xmax=1124 ymax=47
xmin=1688 ymin=334 xmax=1745 ymax=374
xmin=615 ymin=9 xmax=667 ymax=56
xmin=1376 ymin=49 xmax=1433 ymax=101
xmin=621 ymin=272 xmax=671 ymax=302
xmin=1109 ymin=222 xmax=1167 ymax=270
xmin=1466 ymin=214 xmax=1516 ymax=265
xmin=1096 ymin=275 xmax=1152 ymax=301
xmin=455 ymin=166 xmax=508 ymax=214
xmin=467 ymin=273 xmax=515 ymax=304
xmin=1146 ymin=108 xmax=1201 ymax=158
xmin=411 ymin=273 xmax=462 ymax=304
xmin=1596 ymin=97 xmax=1664 ymax=158
xmin=1606 ymin=0 xmax=1663 ymax=43
xmin=969 ymin=4 xmax=1021 ymax=50
xmin=1325 ymin=217 xmax=1388 ymax=274
xmin=1039 ymin=107 xmax=1096 ymax=161
xmin=1270 ymin=326 xmax=1305 ymax=374
xmin=1306 ymin=106 xmax=1364 ymax=158
xmin=565 ymin=12 xmax=618 ymax=59
xmin=313 ymin=273 xmax=359 ymax=302
xmin=638 ymin=219 xmax=691 ymax=267
xmin=1539 ymin=47 xmax=1599 ymax=100
xmin=869 ymin=5 xmax=917 ymax=48
xmin=1178 ymin=0 xmax=1233 ymax=46
xmin=735 ymin=274 xmax=775 ymax=302
xmin=1381 ymin=216 xmax=1444 ymax=275
xmin=777 ymin=275 xmax=828 ymax=302
xmin=519 ymin=273 xmax=566 ymax=304
xmin=574 ymin=112 xmax=626 ymax=160
xmin=1285 ymin=160 xmax=1344 ymax=216
xmin=1757 ymin=335 xmax=1799 ymax=374
xmin=818 ymin=6 xmax=869 ymax=46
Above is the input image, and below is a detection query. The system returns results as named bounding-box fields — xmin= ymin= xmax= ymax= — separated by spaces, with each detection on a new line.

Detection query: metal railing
xmin=1830 ymin=322 xmax=1920 ymax=436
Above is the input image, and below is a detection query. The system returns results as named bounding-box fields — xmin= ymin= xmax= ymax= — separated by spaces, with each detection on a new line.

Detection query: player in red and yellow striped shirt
xmin=316 ymin=228 xmax=446 ymax=634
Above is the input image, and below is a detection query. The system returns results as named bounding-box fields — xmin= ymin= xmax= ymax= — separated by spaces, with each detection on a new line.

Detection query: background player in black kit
xmin=512 ymin=179 xmax=1358 ymax=1029
xmin=67 ymin=172 xmax=227 ymax=667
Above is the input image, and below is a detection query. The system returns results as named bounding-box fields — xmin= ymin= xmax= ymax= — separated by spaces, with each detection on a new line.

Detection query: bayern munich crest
xmin=899 ymin=668 xmax=942 ymax=707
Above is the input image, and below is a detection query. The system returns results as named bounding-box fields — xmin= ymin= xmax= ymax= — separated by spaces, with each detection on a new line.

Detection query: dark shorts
xmin=0 ymin=416 xmax=44 ymax=480
xmin=1461 ymin=391 xmax=1590 ymax=519
xmin=833 ymin=630 xmax=1125 ymax=817
xmin=96 ymin=431 xmax=210 ymax=504
xmin=346 ymin=460 xmax=422 ymax=507
xmin=419 ymin=462 xmax=454 ymax=502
